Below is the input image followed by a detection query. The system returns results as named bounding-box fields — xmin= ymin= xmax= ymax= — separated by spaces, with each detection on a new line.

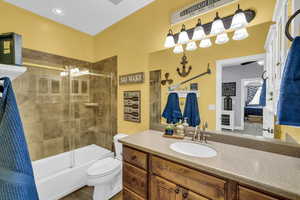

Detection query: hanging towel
xmin=259 ymin=79 xmax=267 ymax=107
xmin=183 ymin=93 xmax=200 ymax=127
xmin=277 ymin=37 xmax=300 ymax=127
xmin=0 ymin=77 xmax=39 ymax=200
xmin=162 ymin=93 xmax=182 ymax=124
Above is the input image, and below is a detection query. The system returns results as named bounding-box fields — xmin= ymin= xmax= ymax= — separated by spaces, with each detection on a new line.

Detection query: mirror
xmin=149 ymin=22 xmax=299 ymax=145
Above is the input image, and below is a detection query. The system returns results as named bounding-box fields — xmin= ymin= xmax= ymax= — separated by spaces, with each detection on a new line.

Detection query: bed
xmin=244 ymin=105 xmax=263 ymax=117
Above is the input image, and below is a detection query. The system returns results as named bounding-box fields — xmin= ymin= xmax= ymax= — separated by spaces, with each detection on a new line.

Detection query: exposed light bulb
xmin=173 ymin=45 xmax=184 ymax=54
xmin=231 ymin=4 xmax=248 ymax=30
xmin=52 ymin=8 xmax=64 ymax=16
xmin=178 ymin=25 xmax=190 ymax=44
xmin=192 ymin=19 xmax=206 ymax=41
xmin=186 ymin=41 xmax=198 ymax=51
xmin=258 ymin=60 xmax=264 ymax=66
xmin=233 ymin=28 xmax=249 ymax=40
xmin=210 ymin=12 xmax=225 ymax=35
xmin=199 ymin=38 xmax=212 ymax=48
xmin=164 ymin=29 xmax=176 ymax=48
xmin=215 ymin=32 xmax=229 ymax=45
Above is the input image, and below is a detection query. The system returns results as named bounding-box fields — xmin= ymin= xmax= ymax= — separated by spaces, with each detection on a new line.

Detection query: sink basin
xmin=170 ymin=142 xmax=217 ymax=158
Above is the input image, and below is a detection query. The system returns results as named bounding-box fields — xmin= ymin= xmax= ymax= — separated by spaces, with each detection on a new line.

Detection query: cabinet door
xmin=181 ymin=189 xmax=209 ymax=200
xmin=151 ymin=175 xmax=182 ymax=200
xmin=239 ymin=186 xmax=279 ymax=200
xmin=123 ymin=187 xmax=145 ymax=200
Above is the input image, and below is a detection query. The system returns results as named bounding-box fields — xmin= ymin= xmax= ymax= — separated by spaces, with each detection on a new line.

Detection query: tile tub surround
xmin=119 ymin=130 xmax=300 ymax=200
xmin=12 ymin=48 xmax=118 ymax=161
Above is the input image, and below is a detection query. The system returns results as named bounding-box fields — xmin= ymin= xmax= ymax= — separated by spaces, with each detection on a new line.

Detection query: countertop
xmin=119 ymin=130 xmax=300 ymax=200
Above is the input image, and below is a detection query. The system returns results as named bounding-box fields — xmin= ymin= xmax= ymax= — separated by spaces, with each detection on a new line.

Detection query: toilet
xmin=87 ymin=133 xmax=128 ymax=200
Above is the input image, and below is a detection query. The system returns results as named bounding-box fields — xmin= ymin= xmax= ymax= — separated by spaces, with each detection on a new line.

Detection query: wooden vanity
xmin=120 ymin=131 xmax=300 ymax=200
xmin=122 ymin=146 xmax=290 ymax=200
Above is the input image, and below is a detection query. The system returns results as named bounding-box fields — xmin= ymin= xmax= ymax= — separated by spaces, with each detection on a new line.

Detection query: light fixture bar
xmin=172 ymin=9 xmax=255 ymax=44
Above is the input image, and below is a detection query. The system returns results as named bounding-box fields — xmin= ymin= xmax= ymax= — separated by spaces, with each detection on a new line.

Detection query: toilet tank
xmin=114 ymin=133 xmax=128 ymax=160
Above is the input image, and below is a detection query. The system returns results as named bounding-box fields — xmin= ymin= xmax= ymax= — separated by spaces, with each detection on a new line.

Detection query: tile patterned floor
xmin=60 ymin=186 xmax=122 ymax=200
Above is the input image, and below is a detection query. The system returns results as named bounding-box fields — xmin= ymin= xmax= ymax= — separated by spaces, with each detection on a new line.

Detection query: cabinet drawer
xmin=123 ymin=146 xmax=148 ymax=170
xmin=151 ymin=156 xmax=226 ymax=200
xmin=124 ymin=187 xmax=145 ymax=200
xmin=238 ymin=186 xmax=279 ymax=200
xmin=123 ymin=162 xmax=148 ymax=198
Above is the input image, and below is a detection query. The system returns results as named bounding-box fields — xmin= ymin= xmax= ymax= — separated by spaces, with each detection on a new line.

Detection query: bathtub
xmin=32 ymin=144 xmax=114 ymax=200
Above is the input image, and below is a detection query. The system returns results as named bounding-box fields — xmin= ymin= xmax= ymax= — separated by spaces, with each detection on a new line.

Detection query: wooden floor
xmin=60 ymin=186 xmax=122 ymax=200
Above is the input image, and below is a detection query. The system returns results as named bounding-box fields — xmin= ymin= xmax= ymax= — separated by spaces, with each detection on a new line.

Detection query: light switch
xmin=208 ymin=104 xmax=216 ymax=110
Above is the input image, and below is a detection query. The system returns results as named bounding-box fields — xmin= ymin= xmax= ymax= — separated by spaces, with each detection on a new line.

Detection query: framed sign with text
xmin=119 ymin=72 xmax=144 ymax=85
xmin=124 ymin=91 xmax=141 ymax=123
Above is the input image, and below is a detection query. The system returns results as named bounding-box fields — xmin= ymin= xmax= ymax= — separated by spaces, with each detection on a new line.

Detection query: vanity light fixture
xmin=231 ymin=4 xmax=248 ymax=30
xmin=210 ymin=12 xmax=225 ymax=35
xmin=199 ymin=38 xmax=212 ymax=48
xmin=215 ymin=32 xmax=230 ymax=45
xmin=164 ymin=5 xmax=256 ymax=54
xmin=233 ymin=28 xmax=249 ymax=40
xmin=178 ymin=25 xmax=190 ymax=45
xmin=164 ymin=29 xmax=176 ymax=48
xmin=186 ymin=41 xmax=198 ymax=51
xmin=192 ymin=19 xmax=206 ymax=41
xmin=173 ymin=45 xmax=184 ymax=54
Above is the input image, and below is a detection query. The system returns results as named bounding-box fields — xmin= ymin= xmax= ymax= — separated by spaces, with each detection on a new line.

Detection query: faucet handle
xmin=203 ymin=134 xmax=210 ymax=144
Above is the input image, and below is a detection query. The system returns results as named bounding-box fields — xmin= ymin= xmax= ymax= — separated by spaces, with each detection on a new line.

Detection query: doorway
xmin=216 ymin=54 xmax=267 ymax=137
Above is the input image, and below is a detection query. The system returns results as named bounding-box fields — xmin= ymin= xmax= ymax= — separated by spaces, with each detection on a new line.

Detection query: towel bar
xmin=285 ymin=9 xmax=300 ymax=41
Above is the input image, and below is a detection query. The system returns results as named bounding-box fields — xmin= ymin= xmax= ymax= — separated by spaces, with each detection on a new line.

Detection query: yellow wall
xmin=280 ymin=126 xmax=300 ymax=143
xmin=94 ymin=0 xmax=276 ymax=134
xmin=149 ymin=22 xmax=271 ymax=131
xmin=4 ymin=0 xmax=291 ymax=137
xmin=0 ymin=1 xmax=94 ymax=62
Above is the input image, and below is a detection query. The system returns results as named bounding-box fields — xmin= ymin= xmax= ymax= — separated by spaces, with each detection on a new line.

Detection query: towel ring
xmin=261 ymin=71 xmax=268 ymax=80
xmin=285 ymin=9 xmax=300 ymax=41
xmin=0 ymin=80 xmax=4 ymax=98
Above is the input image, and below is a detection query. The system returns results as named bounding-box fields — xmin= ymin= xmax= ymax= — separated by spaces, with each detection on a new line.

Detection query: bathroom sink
xmin=170 ymin=142 xmax=217 ymax=158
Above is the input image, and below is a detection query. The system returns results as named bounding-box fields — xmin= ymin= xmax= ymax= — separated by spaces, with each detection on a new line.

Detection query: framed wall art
xmin=124 ymin=91 xmax=141 ymax=123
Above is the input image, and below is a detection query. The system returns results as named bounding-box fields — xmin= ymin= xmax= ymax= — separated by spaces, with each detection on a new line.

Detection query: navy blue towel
xmin=0 ymin=77 xmax=39 ymax=200
xmin=183 ymin=93 xmax=200 ymax=127
xmin=259 ymin=79 xmax=266 ymax=107
xmin=162 ymin=93 xmax=182 ymax=124
xmin=277 ymin=37 xmax=300 ymax=127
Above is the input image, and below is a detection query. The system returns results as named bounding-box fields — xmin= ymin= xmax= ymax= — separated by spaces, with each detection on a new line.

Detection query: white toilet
xmin=87 ymin=133 xmax=128 ymax=200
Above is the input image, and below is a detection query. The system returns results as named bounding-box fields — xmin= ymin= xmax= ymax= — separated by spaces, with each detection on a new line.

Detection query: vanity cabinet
xmin=122 ymin=146 xmax=290 ymax=200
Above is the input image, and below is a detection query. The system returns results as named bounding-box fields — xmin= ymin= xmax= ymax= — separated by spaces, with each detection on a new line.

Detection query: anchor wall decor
xmin=177 ymin=54 xmax=192 ymax=77
xmin=161 ymin=73 xmax=173 ymax=86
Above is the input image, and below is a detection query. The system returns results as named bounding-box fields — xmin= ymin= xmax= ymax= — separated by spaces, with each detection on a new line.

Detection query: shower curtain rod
xmin=23 ymin=62 xmax=112 ymax=78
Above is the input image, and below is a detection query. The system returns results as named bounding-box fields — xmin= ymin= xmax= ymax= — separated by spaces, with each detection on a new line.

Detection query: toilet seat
xmin=87 ymin=158 xmax=121 ymax=178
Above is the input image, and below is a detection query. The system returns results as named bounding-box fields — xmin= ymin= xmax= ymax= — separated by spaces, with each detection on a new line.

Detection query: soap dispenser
xmin=182 ymin=118 xmax=189 ymax=135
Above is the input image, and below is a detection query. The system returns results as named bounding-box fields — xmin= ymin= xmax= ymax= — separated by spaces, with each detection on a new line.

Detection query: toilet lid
xmin=87 ymin=157 xmax=121 ymax=177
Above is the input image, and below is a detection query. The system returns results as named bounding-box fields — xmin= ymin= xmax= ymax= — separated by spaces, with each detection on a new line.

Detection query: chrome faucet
xmin=192 ymin=122 xmax=209 ymax=143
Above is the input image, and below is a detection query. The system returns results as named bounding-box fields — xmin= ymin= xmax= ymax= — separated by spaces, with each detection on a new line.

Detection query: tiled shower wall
xmin=12 ymin=49 xmax=117 ymax=161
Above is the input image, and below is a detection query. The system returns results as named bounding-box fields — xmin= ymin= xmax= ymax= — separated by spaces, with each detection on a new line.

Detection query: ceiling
xmin=4 ymin=0 xmax=155 ymax=35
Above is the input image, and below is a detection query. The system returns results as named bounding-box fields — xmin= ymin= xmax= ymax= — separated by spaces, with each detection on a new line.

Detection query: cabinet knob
xmin=131 ymin=155 xmax=137 ymax=160
xmin=182 ymin=192 xmax=189 ymax=199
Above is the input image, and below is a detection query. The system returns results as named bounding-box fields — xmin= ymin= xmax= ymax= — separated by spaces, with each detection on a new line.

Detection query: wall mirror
xmin=149 ymin=21 xmax=300 ymax=148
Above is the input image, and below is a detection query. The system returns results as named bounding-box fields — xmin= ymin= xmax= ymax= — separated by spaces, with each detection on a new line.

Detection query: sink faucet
xmin=193 ymin=122 xmax=209 ymax=143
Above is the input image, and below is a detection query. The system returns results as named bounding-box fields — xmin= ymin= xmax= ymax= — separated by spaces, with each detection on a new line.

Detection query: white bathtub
xmin=32 ymin=144 xmax=114 ymax=200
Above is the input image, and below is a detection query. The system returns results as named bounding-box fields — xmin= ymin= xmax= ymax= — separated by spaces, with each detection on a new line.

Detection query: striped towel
xmin=0 ymin=77 xmax=39 ymax=200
